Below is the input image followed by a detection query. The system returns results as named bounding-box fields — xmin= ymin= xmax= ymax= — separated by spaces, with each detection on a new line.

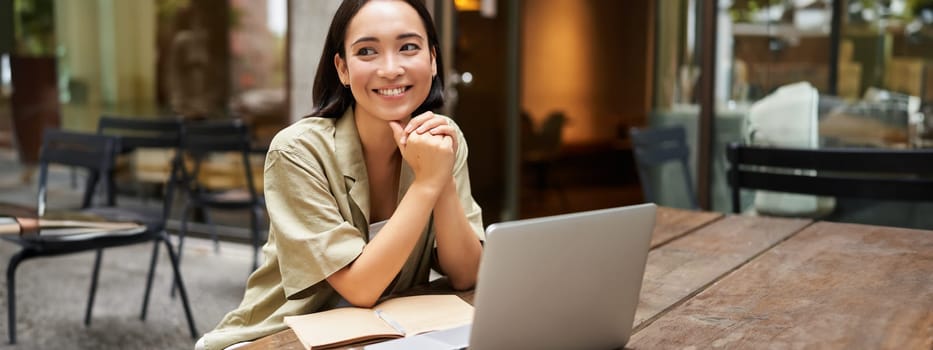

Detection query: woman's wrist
xmin=442 ymin=177 xmax=457 ymax=196
xmin=408 ymin=180 xmax=445 ymax=200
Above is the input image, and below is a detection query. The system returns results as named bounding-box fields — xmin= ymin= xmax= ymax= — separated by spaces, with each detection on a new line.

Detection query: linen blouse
xmin=198 ymin=108 xmax=485 ymax=350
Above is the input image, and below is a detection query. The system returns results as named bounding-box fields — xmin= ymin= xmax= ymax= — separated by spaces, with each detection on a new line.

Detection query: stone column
xmin=288 ymin=0 xmax=340 ymax=122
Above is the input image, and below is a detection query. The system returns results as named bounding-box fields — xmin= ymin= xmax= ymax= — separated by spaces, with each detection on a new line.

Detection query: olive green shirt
xmin=198 ymin=108 xmax=484 ymax=350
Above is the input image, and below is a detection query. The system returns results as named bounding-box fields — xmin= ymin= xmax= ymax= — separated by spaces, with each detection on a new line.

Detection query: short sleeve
xmin=449 ymin=118 xmax=485 ymax=241
xmin=264 ymin=149 xmax=365 ymax=299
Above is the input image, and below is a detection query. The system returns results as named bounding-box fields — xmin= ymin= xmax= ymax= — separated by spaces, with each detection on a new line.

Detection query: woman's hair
xmin=308 ymin=0 xmax=445 ymax=119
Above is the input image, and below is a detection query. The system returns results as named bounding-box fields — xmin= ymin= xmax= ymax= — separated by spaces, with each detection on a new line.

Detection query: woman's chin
xmin=378 ymin=109 xmax=417 ymax=122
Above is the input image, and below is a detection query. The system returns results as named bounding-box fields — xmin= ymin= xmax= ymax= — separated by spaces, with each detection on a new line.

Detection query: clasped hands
xmin=389 ymin=112 xmax=457 ymax=190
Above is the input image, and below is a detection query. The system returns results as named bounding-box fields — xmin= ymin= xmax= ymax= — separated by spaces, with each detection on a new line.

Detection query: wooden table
xmin=241 ymin=208 xmax=933 ymax=350
xmin=649 ymin=206 xmax=721 ymax=248
xmin=634 ymin=214 xmax=810 ymax=331
xmin=630 ymin=221 xmax=933 ymax=349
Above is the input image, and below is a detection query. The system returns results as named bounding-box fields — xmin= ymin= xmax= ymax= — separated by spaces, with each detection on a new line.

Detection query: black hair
xmin=307 ymin=0 xmax=445 ymax=119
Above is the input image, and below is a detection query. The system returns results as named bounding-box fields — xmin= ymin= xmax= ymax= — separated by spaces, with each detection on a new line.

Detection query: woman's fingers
xmin=427 ymin=125 xmax=458 ymax=155
xmin=402 ymin=129 xmax=456 ymax=187
xmin=426 ymin=125 xmax=454 ymax=136
xmin=404 ymin=112 xmax=450 ymax=134
xmin=403 ymin=111 xmax=436 ymax=134
xmin=414 ymin=118 xmax=448 ymax=134
xmin=398 ymin=112 xmax=457 ymax=154
xmin=389 ymin=121 xmax=407 ymax=147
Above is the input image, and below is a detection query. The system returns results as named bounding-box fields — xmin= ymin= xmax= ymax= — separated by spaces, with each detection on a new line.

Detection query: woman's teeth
xmin=377 ymin=87 xmax=405 ymax=96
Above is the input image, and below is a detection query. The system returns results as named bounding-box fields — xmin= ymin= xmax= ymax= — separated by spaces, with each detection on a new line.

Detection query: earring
xmin=344 ymin=83 xmax=350 ymax=88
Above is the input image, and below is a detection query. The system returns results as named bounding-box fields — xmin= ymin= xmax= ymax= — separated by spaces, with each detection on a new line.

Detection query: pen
xmin=374 ymin=309 xmax=407 ymax=336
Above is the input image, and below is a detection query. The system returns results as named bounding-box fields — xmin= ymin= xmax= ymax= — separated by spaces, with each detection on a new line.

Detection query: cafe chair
xmin=97 ymin=115 xmax=187 ymax=206
xmin=1 ymin=129 xmax=197 ymax=344
xmin=96 ymin=116 xmax=190 ymax=320
xmin=726 ymin=142 xmax=933 ymax=215
xmin=630 ymin=125 xmax=699 ymax=209
xmin=177 ymin=119 xmax=265 ymax=271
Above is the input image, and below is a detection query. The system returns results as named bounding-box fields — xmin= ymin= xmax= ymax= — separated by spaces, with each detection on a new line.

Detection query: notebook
xmin=366 ymin=203 xmax=657 ymax=350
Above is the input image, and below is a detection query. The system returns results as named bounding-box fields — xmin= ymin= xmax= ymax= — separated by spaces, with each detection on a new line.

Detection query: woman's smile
xmin=375 ymin=86 xmax=411 ymax=97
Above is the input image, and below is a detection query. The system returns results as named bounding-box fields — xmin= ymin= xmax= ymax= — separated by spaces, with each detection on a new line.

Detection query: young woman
xmin=196 ymin=1 xmax=484 ymax=349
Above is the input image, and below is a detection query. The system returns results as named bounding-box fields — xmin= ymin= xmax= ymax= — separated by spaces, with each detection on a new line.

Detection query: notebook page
xmin=376 ymin=295 xmax=474 ymax=336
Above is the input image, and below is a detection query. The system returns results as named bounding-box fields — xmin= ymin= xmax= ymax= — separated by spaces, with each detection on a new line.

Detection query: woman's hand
xmin=400 ymin=112 xmax=459 ymax=156
xmin=390 ymin=120 xmax=454 ymax=190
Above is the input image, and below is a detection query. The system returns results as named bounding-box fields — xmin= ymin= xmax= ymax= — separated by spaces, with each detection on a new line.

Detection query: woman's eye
xmin=400 ymin=43 xmax=420 ymax=52
xmin=355 ymin=47 xmax=376 ymax=56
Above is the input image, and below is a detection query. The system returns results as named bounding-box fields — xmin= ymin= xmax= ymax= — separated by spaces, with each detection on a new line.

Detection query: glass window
xmin=654 ymin=0 xmax=933 ymax=215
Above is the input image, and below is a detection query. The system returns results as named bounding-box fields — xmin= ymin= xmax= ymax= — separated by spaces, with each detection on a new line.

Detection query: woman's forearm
xmin=327 ymin=182 xmax=441 ymax=307
xmin=433 ymin=178 xmax=483 ymax=290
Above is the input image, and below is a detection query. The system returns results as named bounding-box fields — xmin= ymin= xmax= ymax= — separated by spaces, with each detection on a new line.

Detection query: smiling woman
xmin=195 ymin=1 xmax=485 ymax=350
xmin=335 ymin=1 xmax=437 ymax=123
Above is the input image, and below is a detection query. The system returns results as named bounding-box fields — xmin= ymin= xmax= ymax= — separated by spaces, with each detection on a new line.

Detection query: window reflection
xmin=653 ymin=0 xmax=933 ymax=212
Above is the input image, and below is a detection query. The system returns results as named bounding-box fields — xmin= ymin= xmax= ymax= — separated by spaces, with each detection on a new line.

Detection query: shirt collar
xmin=335 ymin=107 xmax=371 ymax=221
xmin=334 ymin=107 xmax=415 ymax=224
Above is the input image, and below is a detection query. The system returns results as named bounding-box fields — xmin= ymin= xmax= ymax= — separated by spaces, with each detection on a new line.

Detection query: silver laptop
xmin=366 ymin=203 xmax=656 ymax=350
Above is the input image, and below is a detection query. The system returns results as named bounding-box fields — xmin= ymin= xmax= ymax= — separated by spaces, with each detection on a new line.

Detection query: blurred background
xmin=1 ymin=0 xmax=931 ymax=225
xmin=1 ymin=1 xmax=932 ymax=348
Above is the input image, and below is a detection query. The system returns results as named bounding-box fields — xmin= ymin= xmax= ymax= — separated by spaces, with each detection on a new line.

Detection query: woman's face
xmin=335 ymin=0 xmax=436 ymax=123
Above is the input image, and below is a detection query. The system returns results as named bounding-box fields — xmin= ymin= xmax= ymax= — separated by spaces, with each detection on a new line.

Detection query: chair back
xmin=630 ymin=125 xmax=698 ymax=209
xmin=726 ymin=143 xmax=933 ymax=213
xmin=98 ymin=115 xmax=184 ymax=151
xmin=37 ymin=129 xmax=119 ymax=216
xmin=182 ymin=119 xmax=259 ymax=200
xmin=97 ymin=116 xmax=186 ymax=220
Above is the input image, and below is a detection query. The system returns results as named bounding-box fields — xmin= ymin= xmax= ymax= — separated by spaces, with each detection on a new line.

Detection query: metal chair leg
xmin=7 ymin=251 xmax=28 ymax=344
xmin=141 ymin=240 xmax=161 ymax=320
xmin=200 ymin=207 xmax=220 ymax=253
xmin=249 ymin=206 xmax=262 ymax=271
xmin=84 ymin=249 xmax=104 ymax=325
xmin=178 ymin=202 xmax=192 ymax=266
xmin=173 ymin=203 xmax=194 ymax=298
xmin=160 ymin=233 xmax=199 ymax=339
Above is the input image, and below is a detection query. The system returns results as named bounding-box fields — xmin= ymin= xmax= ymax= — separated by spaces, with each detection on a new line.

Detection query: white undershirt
xmin=368 ymin=219 xmax=387 ymax=241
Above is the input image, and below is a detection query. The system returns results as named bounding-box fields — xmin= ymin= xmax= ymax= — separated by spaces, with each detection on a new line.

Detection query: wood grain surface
xmin=629 ymin=221 xmax=933 ymax=349
xmin=633 ymin=215 xmax=812 ymax=331
xmin=650 ymin=206 xmax=722 ymax=248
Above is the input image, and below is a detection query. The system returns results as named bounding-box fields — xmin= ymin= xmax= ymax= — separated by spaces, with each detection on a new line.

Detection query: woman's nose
xmin=377 ymin=55 xmax=405 ymax=78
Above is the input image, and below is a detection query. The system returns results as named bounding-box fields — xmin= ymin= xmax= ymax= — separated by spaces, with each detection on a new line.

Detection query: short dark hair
xmin=308 ymin=0 xmax=445 ymax=119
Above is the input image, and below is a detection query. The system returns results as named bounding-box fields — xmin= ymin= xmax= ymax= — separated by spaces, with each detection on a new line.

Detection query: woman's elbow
xmin=329 ymin=273 xmax=381 ymax=307
xmin=341 ymin=290 xmax=379 ymax=308
xmin=448 ymin=275 xmax=476 ymax=291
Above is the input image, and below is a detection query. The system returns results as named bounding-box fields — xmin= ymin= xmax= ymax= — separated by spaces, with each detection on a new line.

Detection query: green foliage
xmin=13 ymin=0 xmax=55 ymax=56
xmin=907 ymin=0 xmax=933 ymax=16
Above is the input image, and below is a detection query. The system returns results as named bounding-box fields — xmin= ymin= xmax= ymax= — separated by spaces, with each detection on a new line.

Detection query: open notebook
xmin=283 ymin=294 xmax=473 ymax=349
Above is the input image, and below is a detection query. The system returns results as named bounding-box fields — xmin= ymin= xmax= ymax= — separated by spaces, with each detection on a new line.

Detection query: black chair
xmin=96 ymin=116 xmax=190 ymax=319
xmin=630 ymin=125 xmax=699 ymax=209
xmin=97 ymin=115 xmax=187 ymax=206
xmin=726 ymin=142 xmax=933 ymax=214
xmin=177 ymin=119 xmax=265 ymax=271
xmin=2 ymin=129 xmax=197 ymax=344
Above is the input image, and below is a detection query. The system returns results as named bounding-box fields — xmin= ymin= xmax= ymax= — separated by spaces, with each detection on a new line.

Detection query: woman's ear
xmin=335 ymin=53 xmax=349 ymax=85
xmin=431 ymin=47 xmax=437 ymax=77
